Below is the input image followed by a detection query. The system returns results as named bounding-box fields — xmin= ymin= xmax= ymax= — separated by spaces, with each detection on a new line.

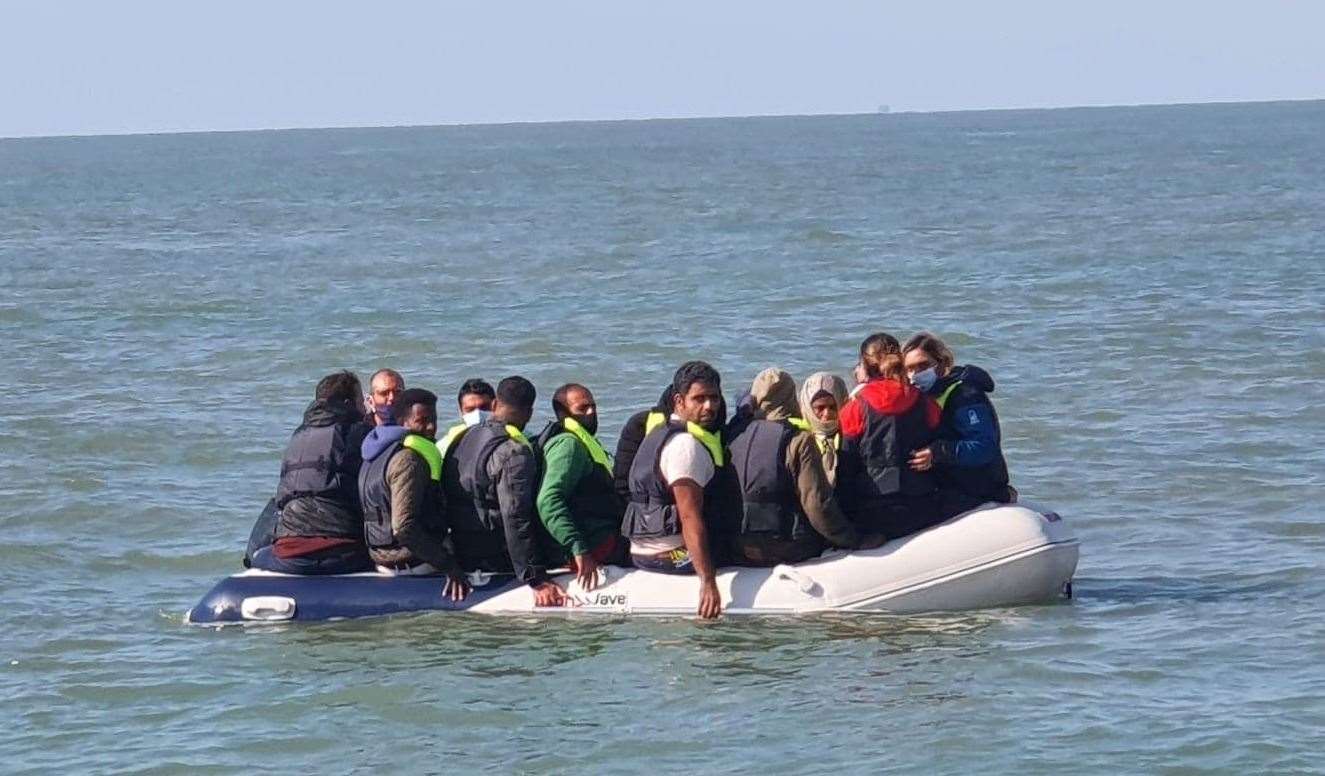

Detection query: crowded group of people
xmin=244 ymin=331 xmax=1013 ymax=618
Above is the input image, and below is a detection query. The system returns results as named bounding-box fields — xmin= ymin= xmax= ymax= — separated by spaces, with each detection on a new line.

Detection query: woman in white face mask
xmin=901 ymin=332 xmax=1014 ymax=508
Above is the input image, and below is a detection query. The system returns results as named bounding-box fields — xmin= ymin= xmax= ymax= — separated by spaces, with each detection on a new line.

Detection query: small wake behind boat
xmin=186 ymin=503 xmax=1079 ymax=625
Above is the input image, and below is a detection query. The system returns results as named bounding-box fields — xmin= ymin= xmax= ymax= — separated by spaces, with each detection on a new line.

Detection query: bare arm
xmin=672 ymin=478 xmax=721 ymax=618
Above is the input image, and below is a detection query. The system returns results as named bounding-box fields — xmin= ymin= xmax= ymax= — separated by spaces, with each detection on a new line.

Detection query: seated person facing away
xmin=621 ymin=361 xmax=726 ymax=619
xmin=364 ymin=368 xmax=405 ymax=427
xmin=250 ymin=370 xmax=374 ymax=575
xmin=612 ymin=384 xmax=674 ymax=504
xmin=903 ymin=332 xmax=1013 ymax=510
xmin=535 ymin=383 xmax=627 ymax=590
xmin=442 ymin=376 xmax=566 ymax=607
xmin=837 ymin=335 xmax=955 ymax=540
xmin=457 ymin=378 xmax=495 ymax=426
xmin=358 ymin=388 xmax=468 ymax=600
xmin=723 ymin=369 xmax=880 ymax=566
xmin=797 ymin=371 xmax=850 ymax=486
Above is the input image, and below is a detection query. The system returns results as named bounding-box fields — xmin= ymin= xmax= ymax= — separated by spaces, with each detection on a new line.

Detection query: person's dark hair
xmin=392 ymin=387 xmax=437 ymax=418
xmin=672 ymin=360 xmax=722 ymax=398
xmin=496 ymin=376 xmax=536 ymax=410
xmin=457 ymin=378 xmax=495 ymax=408
xmin=370 ymin=368 xmax=404 ymax=387
xmin=314 ymin=370 xmax=362 ymax=403
xmin=655 ymin=384 xmax=675 ymax=414
xmin=551 ymin=383 xmax=589 ymax=420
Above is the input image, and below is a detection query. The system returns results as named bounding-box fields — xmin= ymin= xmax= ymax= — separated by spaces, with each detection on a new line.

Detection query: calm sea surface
xmin=2 ymin=102 xmax=1323 ymax=773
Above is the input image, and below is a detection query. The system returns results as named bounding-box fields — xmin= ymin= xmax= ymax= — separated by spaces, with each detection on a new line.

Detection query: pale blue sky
xmin=2 ymin=1 xmax=1322 ymax=138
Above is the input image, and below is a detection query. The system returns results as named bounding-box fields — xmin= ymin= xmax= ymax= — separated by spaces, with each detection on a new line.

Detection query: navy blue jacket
xmin=928 ymin=365 xmax=1011 ymax=503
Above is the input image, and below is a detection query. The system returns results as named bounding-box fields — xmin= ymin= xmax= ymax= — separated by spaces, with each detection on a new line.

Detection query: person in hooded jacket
xmin=902 ymin=332 xmax=1013 ymax=510
xmin=837 ymin=335 xmax=954 ymax=540
xmin=358 ymin=388 xmax=469 ymax=600
xmin=249 ymin=371 xmax=374 ymax=575
xmin=796 ymin=371 xmax=850 ymax=486
xmin=612 ymin=385 xmax=675 ymax=504
xmin=724 ymin=369 xmax=879 ymax=566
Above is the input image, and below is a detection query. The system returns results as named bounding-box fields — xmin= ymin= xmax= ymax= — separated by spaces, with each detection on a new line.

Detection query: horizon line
xmin=3 ymin=96 xmax=1322 ymax=142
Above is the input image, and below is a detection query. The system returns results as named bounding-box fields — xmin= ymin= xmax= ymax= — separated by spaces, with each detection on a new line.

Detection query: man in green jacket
xmin=536 ymin=383 xmax=626 ymax=591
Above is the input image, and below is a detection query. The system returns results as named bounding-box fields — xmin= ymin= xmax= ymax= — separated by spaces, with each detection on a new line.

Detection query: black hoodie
xmin=612 ymin=386 xmax=675 ymax=503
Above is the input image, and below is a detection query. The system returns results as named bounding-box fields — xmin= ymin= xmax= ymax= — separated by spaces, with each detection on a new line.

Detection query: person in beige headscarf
xmin=797 ymin=371 xmax=849 ymax=485
xmin=723 ymin=368 xmax=883 ymax=566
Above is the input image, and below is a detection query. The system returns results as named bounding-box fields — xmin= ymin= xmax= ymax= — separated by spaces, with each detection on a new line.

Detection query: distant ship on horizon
xmin=877 ymin=104 xmax=891 ymax=114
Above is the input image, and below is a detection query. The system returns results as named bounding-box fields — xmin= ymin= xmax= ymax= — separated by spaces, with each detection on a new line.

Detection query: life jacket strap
xmin=562 ymin=416 xmax=613 ymax=473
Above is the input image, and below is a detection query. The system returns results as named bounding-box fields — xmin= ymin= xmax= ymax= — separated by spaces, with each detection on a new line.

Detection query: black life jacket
xmin=726 ymin=417 xmax=810 ymax=541
xmin=273 ymin=400 xmax=368 ymax=540
xmin=841 ymin=398 xmax=937 ymax=512
xmin=621 ymin=420 xmax=725 ymax=541
xmin=447 ymin=419 xmax=528 ymax=535
xmin=537 ymin=420 xmax=624 ymax=529
xmin=358 ymin=436 xmax=445 ymax=552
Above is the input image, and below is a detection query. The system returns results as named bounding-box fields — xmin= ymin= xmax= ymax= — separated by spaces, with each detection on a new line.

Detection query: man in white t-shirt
xmin=621 ymin=361 xmax=726 ymax=619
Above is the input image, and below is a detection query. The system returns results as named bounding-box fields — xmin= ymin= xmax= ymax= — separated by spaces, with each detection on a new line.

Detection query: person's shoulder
xmin=344 ymin=421 xmax=371 ymax=447
xmin=952 ymin=364 xmax=996 ymax=393
xmin=660 ymin=431 xmax=710 ymax=469
xmin=947 ymin=375 xmax=993 ymax=409
xmin=390 ymin=445 xmax=429 ymax=477
xmin=785 ymin=429 xmax=815 ymax=461
xmin=541 ymin=431 xmax=579 ymax=457
xmin=786 ymin=426 xmax=814 ymax=446
xmin=839 ymin=393 xmax=868 ymax=435
xmin=662 ymin=427 xmax=705 ymax=450
xmin=495 ymin=435 xmax=537 ymax=467
xmin=620 ymin=411 xmax=650 ymax=437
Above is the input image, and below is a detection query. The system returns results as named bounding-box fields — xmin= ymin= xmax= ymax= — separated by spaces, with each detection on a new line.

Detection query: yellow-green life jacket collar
xmin=936 ymin=380 xmax=963 ymax=410
xmin=684 ymin=421 xmax=725 ymax=468
xmin=402 ymin=434 xmax=443 ymax=481
xmin=562 ymin=416 xmax=612 ymax=473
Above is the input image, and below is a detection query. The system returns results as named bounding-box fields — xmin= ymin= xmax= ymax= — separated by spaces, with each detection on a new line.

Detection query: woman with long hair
xmin=836 ymin=333 xmax=951 ymax=539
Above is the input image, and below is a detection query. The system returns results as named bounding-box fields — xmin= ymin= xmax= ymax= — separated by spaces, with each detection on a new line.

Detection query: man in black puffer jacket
xmin=249 ymin=371 xmax=374 ymax=574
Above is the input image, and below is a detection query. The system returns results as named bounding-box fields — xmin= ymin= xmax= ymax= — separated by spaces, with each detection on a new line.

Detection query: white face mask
xmin=462 ymin=408 xmax=492 ymax=427
xmin=911 ymin=367 xmax=939 ymax=393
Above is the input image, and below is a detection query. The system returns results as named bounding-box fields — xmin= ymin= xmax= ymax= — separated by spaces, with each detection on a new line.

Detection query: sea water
xmin=1 ymin=101 xmax=1323 ymax=773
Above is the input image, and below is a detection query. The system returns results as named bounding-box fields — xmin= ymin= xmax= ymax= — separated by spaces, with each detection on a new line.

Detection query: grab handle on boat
xmin=467 ymin=570 xmax=494 ymax=588
xmin=773 ymin=565 xmax=821 ymax=596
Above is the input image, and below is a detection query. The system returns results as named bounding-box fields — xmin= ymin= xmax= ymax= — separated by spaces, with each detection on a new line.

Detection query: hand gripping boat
xmin=186 ymin=503 xmax=1079 ymax=625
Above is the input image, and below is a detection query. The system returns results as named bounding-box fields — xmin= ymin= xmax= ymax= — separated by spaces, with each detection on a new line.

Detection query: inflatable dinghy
xmin=186 ymin=503 xmax=1078 ymax=625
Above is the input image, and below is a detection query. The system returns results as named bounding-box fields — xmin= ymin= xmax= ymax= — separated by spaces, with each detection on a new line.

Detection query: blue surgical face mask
xmin=911 ymin=367 xmax=938 ymax=393
xmin=374 ymin=403 xmax=395 ymax=425
xmin=462 ymin=408 xmax=492 ymax=427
